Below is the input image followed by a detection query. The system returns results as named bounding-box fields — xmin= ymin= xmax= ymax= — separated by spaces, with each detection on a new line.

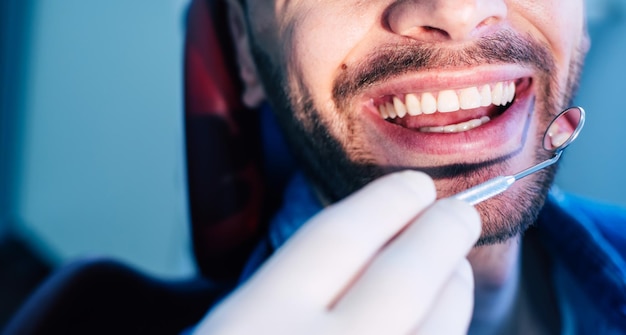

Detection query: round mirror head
xmin=543 ymin=106 xmax=586 ymax=152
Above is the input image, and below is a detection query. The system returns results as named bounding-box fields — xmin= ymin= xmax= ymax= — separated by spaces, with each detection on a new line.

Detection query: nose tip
xmin=387 ymin=0 xmax=507 ymax=42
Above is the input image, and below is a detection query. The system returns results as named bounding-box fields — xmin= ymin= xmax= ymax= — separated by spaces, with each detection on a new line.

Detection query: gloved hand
xmin=194 ymin=170 xmax=481 ymax=334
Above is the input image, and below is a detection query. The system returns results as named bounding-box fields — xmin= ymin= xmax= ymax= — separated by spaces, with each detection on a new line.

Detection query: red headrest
xmin=184 ymin=0 xmax=264 ymax=282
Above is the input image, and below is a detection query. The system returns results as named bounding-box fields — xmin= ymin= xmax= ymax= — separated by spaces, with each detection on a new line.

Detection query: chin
xmin=473 ymin=167 xmax=556 ymax=246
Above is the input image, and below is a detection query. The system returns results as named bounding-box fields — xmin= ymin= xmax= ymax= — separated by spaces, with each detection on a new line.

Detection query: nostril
xmin=415 ymin=26 xmax=450 ymax=40
xmin=423 ymin=26 xmax=449 ymax=36
xmin=393 ymin=24 xmax=451 ymax=41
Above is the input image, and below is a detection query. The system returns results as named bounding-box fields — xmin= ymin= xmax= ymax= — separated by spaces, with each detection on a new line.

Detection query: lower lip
xmin=363 ymin=83 xmax=535 ymax=158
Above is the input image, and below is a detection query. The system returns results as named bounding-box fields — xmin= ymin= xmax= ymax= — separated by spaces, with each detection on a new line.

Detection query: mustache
xmin=332 ymin=30 xmax=554 ymax=106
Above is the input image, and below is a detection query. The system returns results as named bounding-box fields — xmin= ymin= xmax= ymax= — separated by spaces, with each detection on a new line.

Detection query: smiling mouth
xmin=374 ymin=78 xmax=530 ymax=133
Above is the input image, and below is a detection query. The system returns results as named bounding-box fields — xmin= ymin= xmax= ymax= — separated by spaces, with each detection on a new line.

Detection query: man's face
xmin=238 ymin=0 xmax=589 ymax=244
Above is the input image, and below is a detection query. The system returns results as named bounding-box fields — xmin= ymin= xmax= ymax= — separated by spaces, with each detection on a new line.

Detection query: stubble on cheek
xmin=248 ymin=29 xmax=378 ymax=201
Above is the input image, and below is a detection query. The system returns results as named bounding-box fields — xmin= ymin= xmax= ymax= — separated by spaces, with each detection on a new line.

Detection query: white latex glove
xmin=194 ymin=170 xmax=481 ymax=335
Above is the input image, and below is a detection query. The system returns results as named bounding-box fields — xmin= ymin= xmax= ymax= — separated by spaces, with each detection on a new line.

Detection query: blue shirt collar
xmin=267 ymin=172 xmax=323 ymax=250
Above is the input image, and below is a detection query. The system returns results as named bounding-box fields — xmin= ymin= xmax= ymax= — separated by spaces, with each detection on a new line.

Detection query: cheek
xmin=289 ymin=5 xmax=376 ymax=107
xmin=511 ymin=1 xmax=586 ymax=79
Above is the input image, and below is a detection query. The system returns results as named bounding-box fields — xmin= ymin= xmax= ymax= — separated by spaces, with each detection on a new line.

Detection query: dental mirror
xmin=453 ymin=106 xmax=586 ymax=206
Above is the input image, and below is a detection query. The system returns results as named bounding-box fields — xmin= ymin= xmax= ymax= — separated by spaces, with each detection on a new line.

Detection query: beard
xmin=249 ymin=29 xmax=586 ymax=245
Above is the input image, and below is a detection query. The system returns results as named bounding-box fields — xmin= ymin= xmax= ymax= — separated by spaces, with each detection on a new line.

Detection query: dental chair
xmin=3 ymin=0 xmax=279 ymax=333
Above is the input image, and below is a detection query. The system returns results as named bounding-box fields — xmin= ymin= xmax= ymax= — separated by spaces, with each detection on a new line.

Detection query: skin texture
xmin=196 ymin=0 xmax=590 ymax=333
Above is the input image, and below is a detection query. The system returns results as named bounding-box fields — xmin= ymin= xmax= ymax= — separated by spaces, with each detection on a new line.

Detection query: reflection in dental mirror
xmin=454 ymin=106 xmax=586 ymax=206
xmin=543 ymin=106 xmax=584 ymax=152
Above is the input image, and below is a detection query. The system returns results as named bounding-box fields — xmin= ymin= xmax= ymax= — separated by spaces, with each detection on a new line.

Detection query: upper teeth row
xmin=378 ymin=81 xmax=516 ymax=119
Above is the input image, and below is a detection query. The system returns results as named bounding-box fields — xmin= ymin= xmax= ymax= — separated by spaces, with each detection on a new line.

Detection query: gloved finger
xmin=329 ymin=198 xmax=480 ymax=334
xmin=412 ymin=259 xmax=474 ymax=335
xmin=239 ymin=170 xmax=437 ymax=309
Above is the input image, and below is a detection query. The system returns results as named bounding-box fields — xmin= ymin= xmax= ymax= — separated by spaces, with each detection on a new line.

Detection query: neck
xmin=467 ymin=236 xmax=522 ymax=335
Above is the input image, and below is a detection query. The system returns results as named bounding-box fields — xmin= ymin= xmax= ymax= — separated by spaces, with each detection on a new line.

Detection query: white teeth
xmin=547 ymin=122 xmax=570 ymax=149
xmin=443 ymin=124 xmax=457 ymax=132
xmin=379 ymin=102 xmax=389 ymax=119
xmin=377 ymin=81 xmax=518 ymax=133
xmin=459 ymin=86 xmax=482 ymax=110
xmin=386 ymin=102 xmax=396 ymax=119
xmin=422 ymin=126 xmax=444 ymax=133
xmin=421 ymin=92 xmax=437 ymax=114
xmin=502 ymin=82 xmax=511 ymax=105
xmin=405 ymin=93 xmax=421 ymax=116
xmin=393 ymin=96 xmax=407 ymax=118
xmin=506 ymin=82 xmax=515 ymax=104
xmin=378 ymin=81 xmax=516 ymax=136
xmin=437 ymin=90 xmax=460 ymax=113
xmin=492 ymin=82 xmax=503 ymax=105
xmin=479 ymin=85 xmax=492 ymax=107
xmin=419 ymin=116 xmax=491 ymax=133
xmin=551 ymin=133 xmax=570 ymax=148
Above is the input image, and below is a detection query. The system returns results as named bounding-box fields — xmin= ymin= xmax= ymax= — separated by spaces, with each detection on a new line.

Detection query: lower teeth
xmin=419 ymin=116 xmax=491 ymax=133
